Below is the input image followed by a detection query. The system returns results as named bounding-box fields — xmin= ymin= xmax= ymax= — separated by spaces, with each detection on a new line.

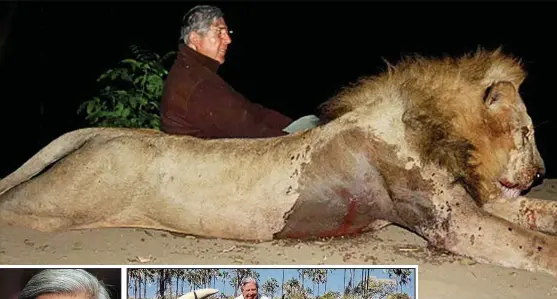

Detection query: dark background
xmin=0 ymin=1 xmax=555 ymax=178
xmin=0 ymin=268 xmax=122 ymax=299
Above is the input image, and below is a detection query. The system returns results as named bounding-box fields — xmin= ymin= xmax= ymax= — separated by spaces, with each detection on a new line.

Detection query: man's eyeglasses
xmin=211 ymin=26 xmax=233 ymax=37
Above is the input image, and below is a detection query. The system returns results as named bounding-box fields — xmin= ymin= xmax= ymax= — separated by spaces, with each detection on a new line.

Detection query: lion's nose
xmin=537 ymin=165 xmax=546 ymax=179
xmin=531 ymin=169 xmax=545 ymax=189
xmin=534 ymin=167 xmax=545 ymax=183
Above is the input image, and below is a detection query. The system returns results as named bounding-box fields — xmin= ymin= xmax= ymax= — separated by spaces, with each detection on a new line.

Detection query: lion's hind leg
xmin=483 ymin=196 xmax=557 ymax=235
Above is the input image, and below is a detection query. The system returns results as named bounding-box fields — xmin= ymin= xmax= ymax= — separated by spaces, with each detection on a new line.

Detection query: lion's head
xmin=319 ymin=47 xmax=545 ymax=203
xmin=479 ymin=80 xmax=545 ymax=198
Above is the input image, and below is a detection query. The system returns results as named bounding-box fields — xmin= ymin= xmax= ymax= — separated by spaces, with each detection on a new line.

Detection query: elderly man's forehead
xmin=211 ymin=18 xmax=228 ymax=28
xmin=243 ymin=281 xmax=257 ymax=289
xmin=37 ymin=293 xmax=91 ymax=299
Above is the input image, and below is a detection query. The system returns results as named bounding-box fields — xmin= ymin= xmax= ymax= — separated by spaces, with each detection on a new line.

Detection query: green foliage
xmin=387 ymin=293 xmax=411 ymax=299
xmin=78 ymin=45 xmax=175 ymax=129
xmin=320 ymin=291 xmax=341 ymax=299
xmin=262 ymin=278 xmax=279 ymax=298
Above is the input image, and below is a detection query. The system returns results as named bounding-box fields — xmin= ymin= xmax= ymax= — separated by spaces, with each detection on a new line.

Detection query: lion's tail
xmin=0 ymin=127 xmax=122 ymax=197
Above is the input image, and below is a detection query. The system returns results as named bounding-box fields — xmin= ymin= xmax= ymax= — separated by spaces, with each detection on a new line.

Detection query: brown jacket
xmin=160 ymin=44 xmax=293 ymax=138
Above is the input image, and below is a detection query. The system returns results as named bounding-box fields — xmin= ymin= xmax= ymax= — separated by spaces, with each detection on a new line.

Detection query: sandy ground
xmin=1 ymin=180 xmax=557 ymax=299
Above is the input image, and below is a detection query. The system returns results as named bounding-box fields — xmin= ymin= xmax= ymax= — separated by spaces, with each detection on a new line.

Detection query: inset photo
xmin=127 ymin=267 xmax=416 ymax=299
xmin=0 ymin=267 xmax=122 ymax=299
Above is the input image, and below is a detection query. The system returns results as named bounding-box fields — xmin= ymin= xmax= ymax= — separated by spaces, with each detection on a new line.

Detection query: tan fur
xmin=319 ymin=47 xmax=534 ymax=203
xmin=1 ymin=48 xmax=556 ymax=276
xmin=483 ymin=196 xmax=557 ymax=235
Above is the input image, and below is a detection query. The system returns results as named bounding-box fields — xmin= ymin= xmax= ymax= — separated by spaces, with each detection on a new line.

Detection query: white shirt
xmin=234 ymin=294 xmax=270 ymax=299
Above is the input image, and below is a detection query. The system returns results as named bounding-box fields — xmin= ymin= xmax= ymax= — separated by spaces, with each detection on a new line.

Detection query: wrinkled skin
xmin=0 ymin=49 xmax=556 ymax=276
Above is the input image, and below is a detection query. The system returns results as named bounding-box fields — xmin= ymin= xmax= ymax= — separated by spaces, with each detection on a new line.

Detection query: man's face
xmin=241 ymin=282 xmax=258 ymax=299
xmin=37 ymin=293 xmax=90 ymax=299
xmin=191 ymin=17 xmax=232 ymax=64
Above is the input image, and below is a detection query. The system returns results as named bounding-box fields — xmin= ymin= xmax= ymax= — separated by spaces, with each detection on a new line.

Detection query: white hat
xmin=177 ymin=288 xmax=219 ymax=299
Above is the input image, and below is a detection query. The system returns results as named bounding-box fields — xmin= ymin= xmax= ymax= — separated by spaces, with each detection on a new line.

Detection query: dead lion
xmin=1 ymin=48 xmax=556 ymax=276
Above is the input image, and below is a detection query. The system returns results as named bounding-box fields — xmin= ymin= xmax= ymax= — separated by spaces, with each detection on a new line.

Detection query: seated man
xmin=160 ymin=4 xmax=296 ymax=138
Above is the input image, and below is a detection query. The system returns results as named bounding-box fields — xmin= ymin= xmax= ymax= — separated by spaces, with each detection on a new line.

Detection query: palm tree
xmin=174 ymin=269 xmax=188 ymax=297
xmin=311 ymin=269 xmax=318 ymax=296
xmin=344 ymin=269 xmax=356 ymax=296
xmin=283 ymin=277 xmax=300 ymax=298
xmin=219 ymin=270 xmax=230 ymax=292
xmin=262 ymin=278 xmax=279 ymax=298
xmin=343 ymin=269 xmax=346 ymax=295
xmin=323 ymin=269 xmax=329 ymax=294
xmin=128 ymin=269 xmax=154 ymax=299
xmin=297 ymin=269 xmax=309 ymax=294
xmin=156 ymin=269 xmax=174 ymax=298
xmin=144 ymin=269 xmax=156 ymax=299
xmin=355 ymin=276 xmax=396 ymax=299
xmin=281 ymin=269 xmax=285 ymax=298
xmin=128 ymin=269 xmax=139 ymax=299
xmin=185 ymin=269 xmax=198 ymax=291
xmin=385 ymin=269 xmax=412 ymax=293
xmin=316 ymin=269 xmax=328 ymax=296
xmin=305 ymin=269 xmax=315 ymax=295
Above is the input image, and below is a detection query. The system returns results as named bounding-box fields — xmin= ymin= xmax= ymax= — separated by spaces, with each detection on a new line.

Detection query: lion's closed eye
xmin=519 ymin=126 xmax=529 ymax=146
xmin=521 ymin=126 xmax=529 ymax=137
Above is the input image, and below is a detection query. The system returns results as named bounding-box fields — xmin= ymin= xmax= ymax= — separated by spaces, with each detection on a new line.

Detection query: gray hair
xmin=19 ymin=269 xmax=111 ymax=299
xmin=240 ymin=277 xmax=259 ymax=292
xmin=180 ymin=5 xmax=224 ymax=45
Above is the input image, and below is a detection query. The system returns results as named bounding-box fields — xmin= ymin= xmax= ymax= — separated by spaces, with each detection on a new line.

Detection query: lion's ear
xmin=484 ymin=81 xmax=518 ymax=107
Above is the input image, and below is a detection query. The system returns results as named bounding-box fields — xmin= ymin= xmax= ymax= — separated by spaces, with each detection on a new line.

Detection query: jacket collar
xmin=178 ymin=43 xmax=220 ymax=73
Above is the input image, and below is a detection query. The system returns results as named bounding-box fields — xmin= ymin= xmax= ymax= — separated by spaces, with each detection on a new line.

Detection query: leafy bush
xmin=386 ymin=293 xmax=411 ymax=299
xmin=78 ymin=45 xmax=175 ymax=129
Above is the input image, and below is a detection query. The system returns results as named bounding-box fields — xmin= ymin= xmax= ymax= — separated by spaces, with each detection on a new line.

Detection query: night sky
xmin=0 ymin=1 xmax=555 ymax=179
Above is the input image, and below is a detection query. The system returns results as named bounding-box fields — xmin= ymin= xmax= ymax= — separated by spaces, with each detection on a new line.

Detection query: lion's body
xmin=0 ymin=120 xmax=401 ymax=240
xmin=1 ymin=48 xmax=557 ymax=276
